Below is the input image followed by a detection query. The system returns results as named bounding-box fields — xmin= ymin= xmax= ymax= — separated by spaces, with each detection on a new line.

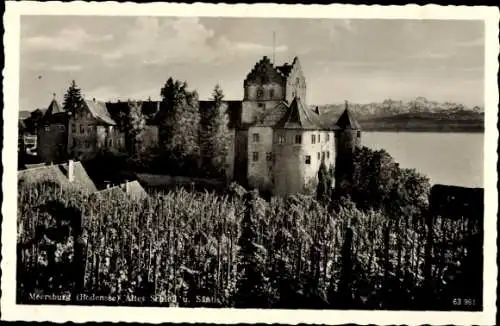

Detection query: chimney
xmin=68 ymin=159 xmax=74 ymax=182
xmin=124 ymin=179 xmax=130 ymax=194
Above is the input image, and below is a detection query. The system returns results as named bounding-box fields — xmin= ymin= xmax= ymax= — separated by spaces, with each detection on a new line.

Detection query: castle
xmin=36 ymin=55 xmax=361 ymax=196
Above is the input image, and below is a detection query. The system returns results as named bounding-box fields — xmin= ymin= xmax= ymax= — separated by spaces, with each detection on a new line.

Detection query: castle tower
xmin=334 ymin=101 xmax=361 ymax=192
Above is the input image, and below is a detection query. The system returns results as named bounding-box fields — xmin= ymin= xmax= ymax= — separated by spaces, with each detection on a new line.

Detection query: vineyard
xmin=17 ymin=181 xmax=482 ymax=310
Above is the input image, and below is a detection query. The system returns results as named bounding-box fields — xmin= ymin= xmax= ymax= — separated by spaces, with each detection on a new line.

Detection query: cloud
xmin=24 ymin=26 xmax=113 ymax=51
xmin=50 ymin=65 xmax=83 ymax=72
xmin=233 ymin=42 xmax=288 ymax=53
xmin=99 ymin=17 xmax=289 ymax=65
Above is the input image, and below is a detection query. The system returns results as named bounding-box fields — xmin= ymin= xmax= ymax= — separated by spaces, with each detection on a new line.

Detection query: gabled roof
xmin=59 ymin=161 xmax=97 ymax=192
xmin=336 ymin=106 xmax=361 ymax=130
xmin=92 ymin=185 xmax=128 ymax=200
xmin=275 ymin=97 xmax=322 ymax=130
xmin=84 ymin=99 xmax=116 ymax=125
xmin=120 ymin=180 xmax=148 ymax=200
xmin=18 ymin=161 xmax=97 ymax=193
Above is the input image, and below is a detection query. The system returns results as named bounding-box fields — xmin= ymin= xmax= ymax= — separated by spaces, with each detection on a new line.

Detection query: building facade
xmin=238 ymin=56 xmax=361 ymax=196
xmin=37 ymin=55 xmax=361 ymax=196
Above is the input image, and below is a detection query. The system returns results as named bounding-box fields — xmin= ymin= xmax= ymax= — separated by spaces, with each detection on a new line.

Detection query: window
xmin=317 ymin=152 xmax=320 ymax=160
xmin=318 ymin=134 xmax=321 ymax=143
xmin=86 ymin=112 xmax=91 ymax=119
xmin=252 ymin=133 xmax=260 ymax=143
xmin=326 ymin=133 xmax=330 ymax=142
xmin=72 ymin=124 xmax=76 ymax=133
xmin=311 ymin=134 xmax=316 ymax=144
xmin=295 ymin=134 xmax=302 ymax=144
xmin=88 ymin=126 xmax=93 ymax=133
xmin=357 ymin=130 xmax=361 ymax=138
xmin=80 ymin=125 xmax=85 ymax=134
xmin=266 ymin=152 xmax=272 ymax=161
xmin=305 ymin=155 xmax=311 ymax=164
xmin=44 ymin=126 xmax=50 ymax=131
xmin=108 ymin=139 xmax=113 ymax=147
xmin=326 ymin=151 xmax=330 ymax=159
xmin=270 ymin=89 xmax=275 ymax=98
xmin=85 ymin=140 xmax=90 ymax=148
xmin=278 ymin=134 xmax=285 ymax=144
xmin=322 ymin=152 xmax=325 ymax=160
xmin=258 ymin=102 xmax=265 ymax=109
xmin=252 ymin=152 xmax=259 ymax=162
xmin=257 ymin=89 xmax=264 ymax=98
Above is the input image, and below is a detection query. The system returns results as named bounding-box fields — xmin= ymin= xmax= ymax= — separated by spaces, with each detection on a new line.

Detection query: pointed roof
xmin=336 ymin=101 xmax=360 ymax=130
xmin=44 ymin=97 xmax=64 ymax=118
xmin=275 ymin=97 xmax=321 ymax=130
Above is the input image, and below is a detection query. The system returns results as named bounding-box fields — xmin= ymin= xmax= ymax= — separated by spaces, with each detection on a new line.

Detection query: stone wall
xmin=247 ymin=126 xmax=274 ymax=191
xmin=272 ymin=129 xmax=304 ymax=196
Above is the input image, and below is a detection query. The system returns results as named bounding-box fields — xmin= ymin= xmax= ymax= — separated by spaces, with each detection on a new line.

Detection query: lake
xmin=361 ymin=132 xmax=484 ymax=188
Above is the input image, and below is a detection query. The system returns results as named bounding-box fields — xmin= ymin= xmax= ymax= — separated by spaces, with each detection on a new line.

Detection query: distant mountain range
xmin=312 ymin=97 xmax=484 ymax=132
xmin=19 ymin=97 xmax=484 ymax=132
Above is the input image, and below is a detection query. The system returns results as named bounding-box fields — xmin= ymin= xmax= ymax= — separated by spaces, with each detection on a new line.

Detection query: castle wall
xmin=334 ymin=129 xmax=361 ymax=190
xmin=242 ymin=56 xmax=286 ymax=124
xmin=38 ymin=123 xmax=67 ymax=163
xmin=272 ymin=129 xmax=304 ymax=196
xmin=301 ymin=130 xmax=336 ymax=193
xmin=234 ymin=129 xmax=248 ymax=186
xmin=247 ymin=126 xmax=274 ymax=191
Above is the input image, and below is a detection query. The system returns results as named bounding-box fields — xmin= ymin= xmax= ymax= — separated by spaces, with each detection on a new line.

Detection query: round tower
xmin=334 ymin=101 xmax=361 ymax=191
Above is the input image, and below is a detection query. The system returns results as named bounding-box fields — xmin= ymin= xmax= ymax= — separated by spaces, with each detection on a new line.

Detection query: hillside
xmin=314 ymin=98 xmax=484 ymax=132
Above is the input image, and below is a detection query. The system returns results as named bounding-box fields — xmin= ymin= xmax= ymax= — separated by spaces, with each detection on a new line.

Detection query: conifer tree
xmin=63 ymin=80 xmax=84 ymax=114
xmin=159 ymin=77 xmax=201 ymax=173
xmin=200 ymin=84 xmax=230 ymax=178
xmin=122 ymin=101 xmax=146 ymax=156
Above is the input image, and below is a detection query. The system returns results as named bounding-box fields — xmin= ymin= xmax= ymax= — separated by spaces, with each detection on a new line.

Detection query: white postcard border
xmin=2 ymin=2 xmax=498 ymax=325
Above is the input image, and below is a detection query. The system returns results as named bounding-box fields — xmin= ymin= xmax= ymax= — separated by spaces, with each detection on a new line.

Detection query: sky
xmin=20 ymin=16 xmax=485 ymax=111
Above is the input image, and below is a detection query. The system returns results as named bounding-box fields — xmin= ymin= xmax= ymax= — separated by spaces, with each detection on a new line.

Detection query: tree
xmin=63 ymin=80 xmax=84 ymax=115
xmin=121 ymin=101 xmax=146 ymax=156
xmin=316 ymin=159 xmax=332 ymax=205
xmin=159 ymin=77 xmax=201 ymax=175
xmin=343 ymin=146 xmax=430 ymax=221
xmin=200 ymin=84 xmax=231 ymax=178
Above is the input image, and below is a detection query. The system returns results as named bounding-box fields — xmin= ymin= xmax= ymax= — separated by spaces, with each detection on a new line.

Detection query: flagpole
xmin=272 ymin=31 xmax=276 ymax=65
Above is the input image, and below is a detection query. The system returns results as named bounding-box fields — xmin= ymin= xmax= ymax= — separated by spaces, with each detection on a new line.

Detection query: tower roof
xmin=45 ymin=98 xmax=64 ymax=116
xmin=275 ymin=97 xmax=321 ymax=130
xmin=336 ymin=102 xmax=360 ymax=130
